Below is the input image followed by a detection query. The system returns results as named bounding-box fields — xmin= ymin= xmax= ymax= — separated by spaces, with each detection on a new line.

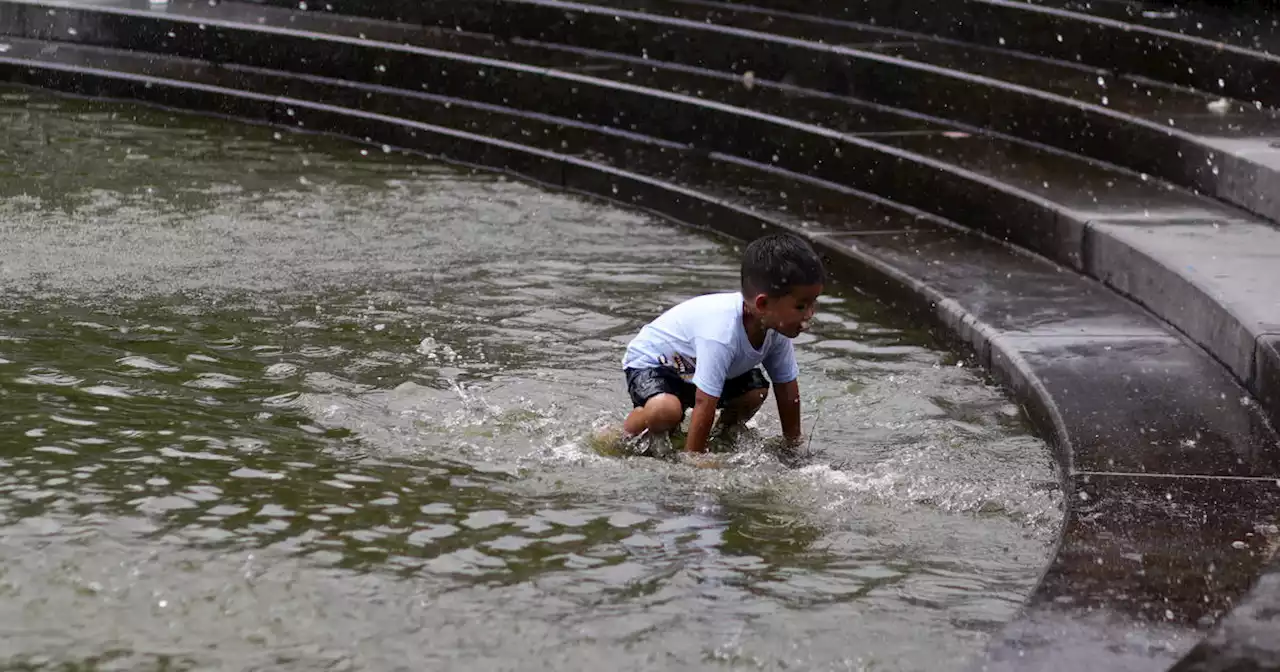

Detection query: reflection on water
xmin=0 ymin=87 xmax=1061 ymax=671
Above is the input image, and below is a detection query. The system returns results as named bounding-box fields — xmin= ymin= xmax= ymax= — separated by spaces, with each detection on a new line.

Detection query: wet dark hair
xmin=741 ymin=233 xmax=826 ymax=298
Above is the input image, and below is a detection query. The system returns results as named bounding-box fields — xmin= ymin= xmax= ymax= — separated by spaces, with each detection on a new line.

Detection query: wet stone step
xmin=537 ymin=0 xmax=920 ymax=47
xmin=1085 ymin=218 xmax=1280 ymax=386
xmin=872 ymin=133 xmax=1237 ymax=221
xmin=829 ymin=225 xmax=1167 ymax=338
xmin=679 ymin=0 xmax=1280 ymax=111
xmin=167 ymin=0 xmax=959 ymax=137
xmin=250 ymin=0 xmax=1280 ymax=115
xmin=826 ymin=225 xmax=1280 ymax=478
xmin=981 ymin=472 xmax=1280 ymax=670
xmin=130 ymin=0 xmax=641 ymax=74
xmin=865 ymin=41 xmax=1243 ymax=117
xmin=629 ymin=0 xmax=1280 ymax=135
xmin=22 ymin=1 xmax=1280 ymax=154
xmin=1048 ymin=0 xmax=1280 ymax=53
xmin=229 ymin=0 xmax=1280 ymax=219
xmin=0 ymin=2 xmax=946 ymax=136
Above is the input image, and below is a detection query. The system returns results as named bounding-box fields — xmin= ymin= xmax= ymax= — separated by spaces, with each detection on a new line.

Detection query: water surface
xmin=0 ymin=88 xmax=1062 ymax=671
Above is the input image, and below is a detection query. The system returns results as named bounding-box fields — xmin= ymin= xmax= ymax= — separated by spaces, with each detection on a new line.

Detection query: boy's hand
xmin=685 ymin=389 xmax=719 ymax=453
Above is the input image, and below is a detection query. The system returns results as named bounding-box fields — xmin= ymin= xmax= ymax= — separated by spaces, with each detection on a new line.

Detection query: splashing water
xmin=0 ymin=87 xmax=1061 ymax=671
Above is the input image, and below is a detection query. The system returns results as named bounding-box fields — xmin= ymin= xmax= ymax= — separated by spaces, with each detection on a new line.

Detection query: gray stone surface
xmin=981 ymin=474 xmax=1280 ymax=672
xmin=1085 ymin=220 xmax=1280 ymax=385
xmin=997 ymin=334 xmax=1280 ymax=477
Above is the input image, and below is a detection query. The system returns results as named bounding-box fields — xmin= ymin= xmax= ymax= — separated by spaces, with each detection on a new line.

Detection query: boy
xmin=621 ymin=233 xmax=825 ymax=454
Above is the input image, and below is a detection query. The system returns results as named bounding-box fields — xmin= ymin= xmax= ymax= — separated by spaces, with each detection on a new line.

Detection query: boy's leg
xmin=716 ymin=370 xmax=770 ymax=429
xmin=623 ymin=394 xmax=685 ymax=436
xmin=623 ymin=368 xmax=689 ymax=437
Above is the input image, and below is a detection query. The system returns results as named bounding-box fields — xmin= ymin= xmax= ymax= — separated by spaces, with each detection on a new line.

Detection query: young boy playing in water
xmin=621 ymin=233 xmax=825 ymax=454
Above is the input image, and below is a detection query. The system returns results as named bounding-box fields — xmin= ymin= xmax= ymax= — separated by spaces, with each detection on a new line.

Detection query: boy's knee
xmin=645 ymin=395 xmax=684 ymax=431
xmin=744 ymin=386 xmax=768 ymax=408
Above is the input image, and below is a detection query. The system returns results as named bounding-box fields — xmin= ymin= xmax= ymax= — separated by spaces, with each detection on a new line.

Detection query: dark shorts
xmin=625 ymin=367 xmax=770 ymax=410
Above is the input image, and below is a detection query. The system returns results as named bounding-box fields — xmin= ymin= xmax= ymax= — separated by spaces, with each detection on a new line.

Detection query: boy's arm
xmin=774 ymin=379 xmax=803 ymax=447
xmin=685 ymin=389 xmax=720 ymax=453
xmin=688 ymin=337 xmax=731 ymax=453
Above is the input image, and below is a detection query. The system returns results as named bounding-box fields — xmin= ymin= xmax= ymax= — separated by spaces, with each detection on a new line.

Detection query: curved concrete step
xmin=4 ymin=34 xmax=1280 ymax=671
xmin=227 ymin=0 xmax=1280 ymax=227
xmin=5 ymin=0 xmax=1280 ymax=446
xmin=606 ymin=0 xmax=1280 ymax=110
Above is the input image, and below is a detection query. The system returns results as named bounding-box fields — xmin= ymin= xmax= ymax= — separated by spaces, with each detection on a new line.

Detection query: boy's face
xmin=754 ymin=283 xmax=823 ymax=338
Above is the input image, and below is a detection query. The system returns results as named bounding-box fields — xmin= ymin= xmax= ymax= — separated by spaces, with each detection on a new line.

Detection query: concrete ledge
xmin=1084 ymin=220 xmax=1280 ymax=431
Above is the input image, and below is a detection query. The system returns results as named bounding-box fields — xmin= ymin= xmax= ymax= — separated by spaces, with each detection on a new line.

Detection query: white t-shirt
xmin=622 ymin=292 xmax=799 ymax=398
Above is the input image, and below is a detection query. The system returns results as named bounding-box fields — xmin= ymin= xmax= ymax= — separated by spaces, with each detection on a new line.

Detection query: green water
xmin=0 ymin=88 xmax=1061 ymax=671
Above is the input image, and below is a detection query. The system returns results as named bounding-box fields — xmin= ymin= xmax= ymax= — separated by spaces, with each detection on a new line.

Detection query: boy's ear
xmin=751 ymin=292 xmax=771 ymax=312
